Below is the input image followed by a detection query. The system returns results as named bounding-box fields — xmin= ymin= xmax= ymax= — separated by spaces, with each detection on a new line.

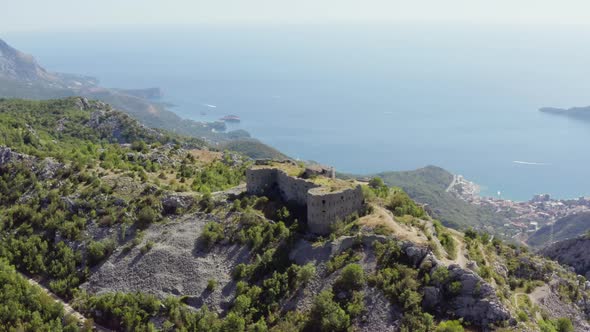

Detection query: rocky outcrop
xmin=531 ymin=279 xmax=590 ymax=331
xmin=511 ymin=256 xmax=550 ymax=281
xmin=161 ymin=193 xmax=197 ymax=215
xmin=290 ymin=234 xmax=511 ymax=327
xmin=445 ymin=265 xmax=511 ymax=326
xmin=0 ymin=146 xmax=29 ymax=166
xmin=38 ymin=157 xmax=63 ymax=180
xmin=0 ymin=146 xmax=64 ymax=180
xmin=540 ymin=235 xmax=590 ymax=279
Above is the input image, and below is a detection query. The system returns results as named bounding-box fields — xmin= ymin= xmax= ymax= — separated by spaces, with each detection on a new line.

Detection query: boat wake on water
xmin=513 ymin=160 xmax=549 ymax=166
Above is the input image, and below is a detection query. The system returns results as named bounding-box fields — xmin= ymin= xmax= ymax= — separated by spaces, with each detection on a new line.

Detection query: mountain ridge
xmin=0 ymin=37 xmax=287 ymax=159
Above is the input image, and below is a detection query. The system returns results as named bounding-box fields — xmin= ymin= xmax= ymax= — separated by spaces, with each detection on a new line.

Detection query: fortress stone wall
xmin=307 ymin=185 xmax=364 ymax=235
xmin=246 ymin=167 xmax=364 ymax=235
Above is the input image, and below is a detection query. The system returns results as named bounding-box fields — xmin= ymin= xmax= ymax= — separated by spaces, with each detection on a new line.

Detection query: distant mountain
xmin=0 ymin=38 xmax=286 ymax=158
xmin=0 ymin=38 xmax=98 ymax=87
xmin=373 ymin=166 xmax=504 ymax=232
xmin=540 ymin=105 xmax=590 ymax=121
xmin=527 ymin=212 xmax=590 ymax=247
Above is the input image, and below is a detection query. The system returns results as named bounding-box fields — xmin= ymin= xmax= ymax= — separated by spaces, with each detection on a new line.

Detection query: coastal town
xmin=447 ymin=175 xmax=590 ymax=236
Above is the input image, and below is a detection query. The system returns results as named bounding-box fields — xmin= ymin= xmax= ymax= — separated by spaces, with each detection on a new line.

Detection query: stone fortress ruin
xmin=246 ymin=160 xmax=364 ymax=234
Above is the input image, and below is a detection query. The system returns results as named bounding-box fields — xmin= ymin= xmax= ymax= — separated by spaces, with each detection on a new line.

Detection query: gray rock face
xmin=0 ymin=146 xmax=28 ymax=166
xmin=401 ymin=242 xmax=429 ymax=267
xmin=39 ymin=158 xmax=63 ymax=180
xmin=445 ymin=265 xmax=511 ymax=326
xmin=357 ymin=287 xmax=401 ymax=332
xmin=161 ymin=193 xmax=197 ymax=215
xmin=540 ymin=236 xmax=590 ymax=279
xmin=533 ymin=279 xmax=590 ymax=331
xmin=82 ymin=215 xmax=250 ymax=312
xmin=290 ymin=234 xmax=510 ymax=327
xmin=511 ymin=256 xmax=549 ymax=281
xmin=422 ymin=286 xmax=442 ymax=310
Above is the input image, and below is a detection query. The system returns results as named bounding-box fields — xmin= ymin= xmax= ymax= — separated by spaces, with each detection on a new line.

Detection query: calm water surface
xmin=7 ymin=24 xmax=590 ymax=200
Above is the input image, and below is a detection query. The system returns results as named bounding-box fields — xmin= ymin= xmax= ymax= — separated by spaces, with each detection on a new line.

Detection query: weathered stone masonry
xmin=246 ymin=167 xmax=364 ymax=234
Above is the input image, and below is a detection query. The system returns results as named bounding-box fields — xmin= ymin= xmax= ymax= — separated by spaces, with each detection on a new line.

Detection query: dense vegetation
xmin=0 ymin=259 xmax=81 ymax=331
xmin=375 ymin=166 xmax=505 ymax=232
xmin=0 ymin=98 xmax=245 ymax=303
xmin=0 ymin=97 xmax=587 ymax=331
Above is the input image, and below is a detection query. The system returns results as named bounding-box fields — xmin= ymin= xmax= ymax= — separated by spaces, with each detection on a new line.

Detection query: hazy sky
xmin=3 ymin=0 xmax=590 ymax=32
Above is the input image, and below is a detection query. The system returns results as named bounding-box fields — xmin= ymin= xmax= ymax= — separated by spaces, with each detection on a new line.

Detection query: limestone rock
xmin=401 ymin=242 xmax=429 ymax=267
xmin=0 ymin=146 xmax=28 ymax=166
xmin=422 ymin=286 xmax=442 ymax=310
xmin=39 ymin=157 xmax=63 ymax=179
xmin=161 ymin=193 xmax=196 ymax=215
xmin=446 ymin=265 xmax=510 ymax=326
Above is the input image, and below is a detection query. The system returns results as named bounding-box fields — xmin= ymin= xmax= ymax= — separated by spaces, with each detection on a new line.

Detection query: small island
xmin=540 ymin=105 xmax=590 ymax=121
xmin=220 ymin=114 xmax=241 ymax=123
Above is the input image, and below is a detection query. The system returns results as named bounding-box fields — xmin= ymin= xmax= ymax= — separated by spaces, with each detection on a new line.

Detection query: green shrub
xmin=201 ymin=222 xmax=225 ymax=249
xmin=431 ymin=267 xmax=449 ymax=284
xmin=438 ymin=232 xmax=457 ymax=259
xmin=0 ymin=259 xmax=74 ymax=330
xmin=345 ymin=291 xmax=365 ymax=318
xmin=368 ymin=177 xmax=389 ymax=198
xmin=435 ymin=320 xmax=464 ymax=332
xmin=386 ymin=188 xmax=425 ymax=218
xmin=336 ymin=264 xmax=365 ymax=291
xmin=140 ymin=240 xmax=155 ymax=254
xmin=448 ymin=281 xmax=462 ymax=295
xmin=555 ymin=318 xmax=574 ymax=332
xmin=296 ymin=263 xmax=316 ymax=286
xmin=327 ymin=250 xmax=361 ymax=273
xmin=309 ymin=290 xmax=350 ymax=332
xmin=87 ymin=239 xmax=115 ymax=266
xmin=136 ymin=206 xmax=158 ymax=228
xmin=207 ymin=279 xmax=217 ymax=291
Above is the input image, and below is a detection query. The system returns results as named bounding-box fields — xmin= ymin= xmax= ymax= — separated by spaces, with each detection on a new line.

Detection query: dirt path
xmin=25 ymin=276 xmax=111 ymax=331
xmin=530 ymin=283 xmax=552 ymax=305
xmin=359 ymin=205 xmax=428 ymax=244
xmin=452 ymin=236 xmax=468 ymax=268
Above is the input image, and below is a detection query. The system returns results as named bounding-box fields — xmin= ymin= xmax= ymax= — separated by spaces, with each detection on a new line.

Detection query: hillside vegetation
xmin=375 ymin=166 xmax=502 ymax=231
xmin=0 ymin=98 xmax=588 ymax=331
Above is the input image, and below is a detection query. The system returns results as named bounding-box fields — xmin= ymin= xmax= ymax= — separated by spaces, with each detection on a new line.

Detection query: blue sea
xmin=5 ymin=24 xmax=590 ymax=201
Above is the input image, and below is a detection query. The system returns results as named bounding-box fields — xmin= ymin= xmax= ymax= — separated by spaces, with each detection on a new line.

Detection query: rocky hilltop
xmin=0 ymin=97 xmax=588 ymax=331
